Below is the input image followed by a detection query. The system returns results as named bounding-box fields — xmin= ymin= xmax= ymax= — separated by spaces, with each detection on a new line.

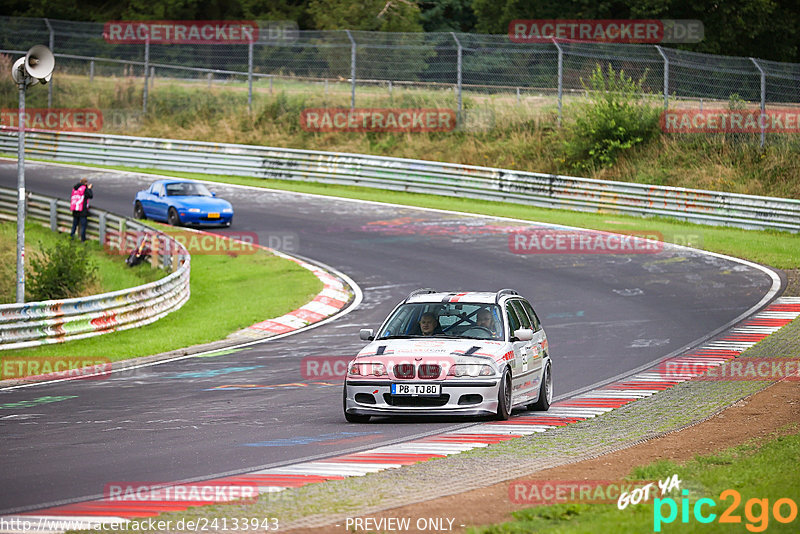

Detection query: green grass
xmin=0 ymin=228 xmax=323 ymax=362
xmin=469 ymin=426 xmax=800 ymax=533
xmin=55 ymin=162 xmax=800 ymax=270
xmin=0 ymin=220 xmax=163 ymax=303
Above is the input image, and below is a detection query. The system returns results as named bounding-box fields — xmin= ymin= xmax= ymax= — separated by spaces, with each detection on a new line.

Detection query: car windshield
xmin=378 ymin=302 xmax=504 ymax=341
xmin=165 ymin=182 xmax=212 ymax=197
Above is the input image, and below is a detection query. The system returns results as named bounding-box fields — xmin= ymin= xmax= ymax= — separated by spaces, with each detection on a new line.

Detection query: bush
xmin=27 ymin=239 xmax=98 ymax=301
xmin=564 ymin=64 xmax=660 ymax=171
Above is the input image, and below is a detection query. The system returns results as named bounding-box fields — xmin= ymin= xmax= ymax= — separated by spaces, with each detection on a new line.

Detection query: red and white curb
xmin=4 ymin=297 xmax=798 ymax=531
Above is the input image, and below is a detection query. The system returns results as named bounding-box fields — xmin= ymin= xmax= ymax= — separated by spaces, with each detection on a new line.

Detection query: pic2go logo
xmin=654 ymin=489 xmax=798 ymax=532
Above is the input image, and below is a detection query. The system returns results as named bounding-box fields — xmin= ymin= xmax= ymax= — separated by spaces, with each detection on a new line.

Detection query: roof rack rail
xmin=495 ymin=288 xmax=519 ymax=303
xmin=405 ymin=288 xmax=438 ymax=301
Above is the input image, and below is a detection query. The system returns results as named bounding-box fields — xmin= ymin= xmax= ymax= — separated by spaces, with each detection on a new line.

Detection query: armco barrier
xmin=1 ymin=129 xmax=799 ymax=232
xmin=0 ymin=186 xmax=190 ymax=350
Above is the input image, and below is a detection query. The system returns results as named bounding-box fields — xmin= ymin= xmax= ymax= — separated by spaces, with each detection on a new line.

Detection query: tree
xmin=308 ymin=0 xmax=423 ymax=31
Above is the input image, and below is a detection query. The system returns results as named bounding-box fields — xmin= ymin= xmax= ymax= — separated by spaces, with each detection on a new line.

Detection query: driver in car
xmin=476 ymin=308 xmax=499 ymax=336
xmin=419 ymin=312 xmax=444 ymax=336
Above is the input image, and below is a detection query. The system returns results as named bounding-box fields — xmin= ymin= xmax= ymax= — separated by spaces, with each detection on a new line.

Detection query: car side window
xmin=520 ymin=300 xmax=541 ymax=331
xmin=152 ymin=183 xmax=164 ymax=197
xmin=506 ymin=304 xmax=522 ymax=338
xmin=510 ymin=300 xmax=532 ymax=330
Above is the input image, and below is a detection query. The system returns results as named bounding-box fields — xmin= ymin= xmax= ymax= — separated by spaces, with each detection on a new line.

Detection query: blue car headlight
xmin=223 ymin=208 xmax=233 ymax=213
xmin=188 ymin=208 xmax=201 ymax=213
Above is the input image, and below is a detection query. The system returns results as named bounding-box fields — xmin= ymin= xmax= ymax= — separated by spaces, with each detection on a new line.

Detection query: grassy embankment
xmin=1 ymin=70 xmax=798 ymax=199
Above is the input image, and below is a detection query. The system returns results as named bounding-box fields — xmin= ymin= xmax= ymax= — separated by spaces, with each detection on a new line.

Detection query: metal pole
xmin=89 ymin=60 xmax=95 ymax=82
xmin=345 ymin=30 xmax=356 ymax=109
xmin=750 ymin=58 xmax=766 ymax=148
xmin=655 ymin=45 xmax=669 ymax=110
xmin=44 ymin=18 xmax=54 ymax=108
xmin=553 ymin=39 xmax=563 ymax=127
xmin=16 ymin=78 xmax=26 ymax=303
xmin=142 ymin=37 xmax=150 ymax=114
xmin=248 ymin=40 xmax=254 ymax=113
xmin=451 ymin=32 xmax=463 ymax=116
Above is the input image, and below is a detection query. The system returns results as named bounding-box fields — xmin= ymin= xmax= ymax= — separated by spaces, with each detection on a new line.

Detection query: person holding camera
xmin=69 ymin=177 xmax=93 ymax=242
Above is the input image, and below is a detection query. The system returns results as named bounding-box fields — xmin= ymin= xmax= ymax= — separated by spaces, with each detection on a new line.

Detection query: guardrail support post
xmin=655 ymin=45 xmax=669 ymax=110
xmin=345 ymin=30 xmax=356 ymax=109
xmin=119 ymin=218 xmax=126 ymax=252
xmin=98 ymin=212 xmax=106 ymax=248
xmin=451 ymin=32 xmax=463 ymax=117
xmin=49 ymin=199 xmax=58 ymax=231
xmin=750 ymin=57 xmax=767 ymax=148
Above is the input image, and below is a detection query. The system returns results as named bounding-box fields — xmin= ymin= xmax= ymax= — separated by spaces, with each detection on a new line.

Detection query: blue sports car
xmin=133 ymin=179 xmax=233 ymax=227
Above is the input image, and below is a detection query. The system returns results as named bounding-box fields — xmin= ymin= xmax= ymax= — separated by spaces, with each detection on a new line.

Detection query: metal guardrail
xmin=0 ymin=185 xmax=191 ymax=350
xmin=1 ymin=129 xmax=798 ymax=232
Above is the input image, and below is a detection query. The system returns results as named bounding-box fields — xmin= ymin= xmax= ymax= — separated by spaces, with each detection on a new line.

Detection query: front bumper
xmin=344 ymin=378 xmax=500 ymax=417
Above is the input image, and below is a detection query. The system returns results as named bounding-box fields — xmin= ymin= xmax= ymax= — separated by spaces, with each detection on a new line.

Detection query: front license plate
xmin=207 ymin=212 xmax=220 ymax=219
xmin=391 ymin=383 xmax=441 ymax=396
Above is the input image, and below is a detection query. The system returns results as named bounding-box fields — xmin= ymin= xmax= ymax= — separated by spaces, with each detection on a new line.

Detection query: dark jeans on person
xmin=70 ymin=213 xmax=88 ymax=242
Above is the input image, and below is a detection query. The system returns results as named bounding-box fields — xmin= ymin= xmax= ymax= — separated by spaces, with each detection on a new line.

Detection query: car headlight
xmin=348 ymin=362 xmax=387 ymax=377
xmin=447 ymin=364 xmax=494 ymax=377
xmin=187 ymin=208 xmax=201 ymax=213
xmin=223 ymin=208 xmax=233 ymax=213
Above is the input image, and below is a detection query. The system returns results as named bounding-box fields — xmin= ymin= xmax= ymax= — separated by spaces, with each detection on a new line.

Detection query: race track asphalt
xmin=0 ymin=161 xmax=779 ymax=513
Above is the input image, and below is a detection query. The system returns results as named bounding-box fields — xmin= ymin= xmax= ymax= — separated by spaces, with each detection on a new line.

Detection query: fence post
xmin=750 ymin=58 xmax=766 ymax=148
xmin=552 ymin=39 xmax=563 ymax=127
xmin=142 ymin=37 xmax=150 ymax=114
xmin=345 ymin=30 xmax=356 ymax=109
xmin=89 ymin=60 xmax=95 ymax=82
xmin=248 ymin=40 xmax=254 ymax=113
xmin=655 ymin=45 xmax=669 ymax=110
xmin=451 ymin=32 xmax=463 ymax=116
xmin=44 ymin=18 xmax=54 ymax=108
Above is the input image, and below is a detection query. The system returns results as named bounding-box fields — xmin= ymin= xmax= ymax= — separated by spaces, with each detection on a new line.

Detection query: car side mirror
xmin=359 ymin=328 xmax=374 ymax=341
xmin=513 ymin=328 xmax=533 ymax=341
xmin=211 ymin=192 xmax=216 ymax=197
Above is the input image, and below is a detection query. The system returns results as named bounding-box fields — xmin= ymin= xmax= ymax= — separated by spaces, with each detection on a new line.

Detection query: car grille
xmin=384 ymin=394 xmax=450 ymax=407
xmin=394 ymin=363 xmax=415 ymax=378
xmin=417 ymin=364 xmax=441 ymax=379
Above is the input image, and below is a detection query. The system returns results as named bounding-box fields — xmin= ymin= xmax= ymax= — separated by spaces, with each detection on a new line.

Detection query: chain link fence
xmin=2 ymin=16 xmax=800 ymax=144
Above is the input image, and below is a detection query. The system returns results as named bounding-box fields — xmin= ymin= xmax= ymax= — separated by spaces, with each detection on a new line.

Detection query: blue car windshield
xmin=378 ymin=303 xmax=504 ymax=341
xmin=166 ymin=183 xmax=212 ymax=197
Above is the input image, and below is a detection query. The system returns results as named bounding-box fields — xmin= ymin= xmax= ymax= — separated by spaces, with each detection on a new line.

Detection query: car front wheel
xmin=167 ymin=207 xmax=181 ymax=226
xmin=529 ymin=362 xmax=552 ymax=411
xmin=495 ymin=367 xmax=512 ymax=420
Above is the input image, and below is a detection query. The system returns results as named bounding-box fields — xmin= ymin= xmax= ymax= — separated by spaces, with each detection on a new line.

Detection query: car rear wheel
xmin=343 ymin=385 xmax=370 ymax=423
xmin=528 ymin=363 xmax=552 ymax=411
xmin=167 ymin=207 xmax=181 ymax=226
xmin=495 ymin=367 xmax=512 ymax=420
xmin=133 ymin=201 xmax=145 ymax=220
